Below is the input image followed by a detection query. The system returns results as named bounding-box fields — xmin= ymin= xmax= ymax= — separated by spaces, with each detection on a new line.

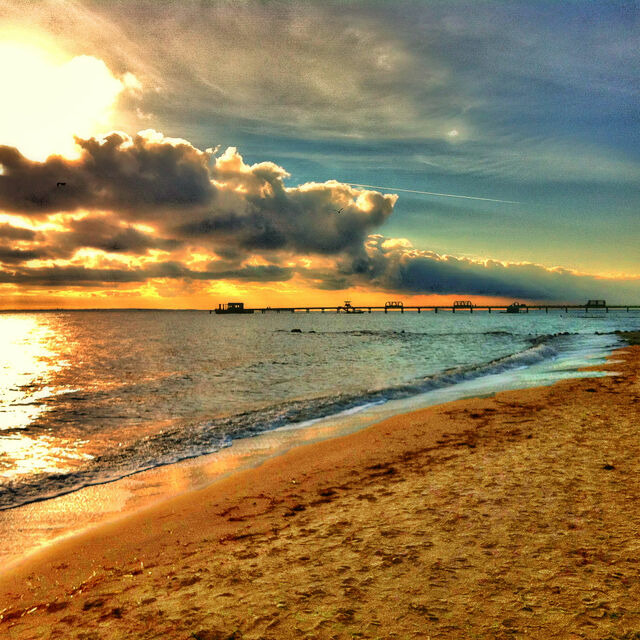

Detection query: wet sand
xmin=1 ymin=338 xmax=639 ymax=639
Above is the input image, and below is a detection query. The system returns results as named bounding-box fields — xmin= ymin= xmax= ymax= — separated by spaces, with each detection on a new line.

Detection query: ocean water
xmin=0 ymin=308 xmax=637 ymax=511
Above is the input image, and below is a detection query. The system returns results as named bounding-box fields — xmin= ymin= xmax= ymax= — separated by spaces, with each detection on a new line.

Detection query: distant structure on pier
xmin=505 ymin=302 xmax=527 ymax=314
xmin=340 ymin=301 xmax=365 ymax=314
xmin=586 ymin=299 xmax=606 ymax=308
xmin=214 ymin=302 xmax=254 ymax=314
xmin=453 ymin=300 xmax=474 ymax=309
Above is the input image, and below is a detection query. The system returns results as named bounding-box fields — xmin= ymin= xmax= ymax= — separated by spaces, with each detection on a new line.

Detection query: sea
xmin=0 ymin=308 xmax=638 ymax=518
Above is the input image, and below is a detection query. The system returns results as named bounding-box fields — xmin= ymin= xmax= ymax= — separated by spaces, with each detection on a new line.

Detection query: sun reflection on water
xmin=0 ymin=314 xmax=64 ymax=431
xmin=0 ymin=433 xmax=93 ymax=479
xmin=0 ymin=314 xmax=90 ymax=480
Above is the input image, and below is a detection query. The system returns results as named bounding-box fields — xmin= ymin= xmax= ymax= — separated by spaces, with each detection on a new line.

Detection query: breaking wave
xmin=0 ymin=334 xmax=568 ymax=510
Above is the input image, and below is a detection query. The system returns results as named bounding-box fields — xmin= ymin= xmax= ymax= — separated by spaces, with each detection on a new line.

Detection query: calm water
xmin=0 ymin=309 xmax=638 ymax=510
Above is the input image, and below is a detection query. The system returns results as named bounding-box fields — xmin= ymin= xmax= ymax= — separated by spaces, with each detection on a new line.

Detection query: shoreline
xmin=1 ymin=337 xmax=639 ymax=637
xmin=0 ymin=331 xmax=618 ymax=571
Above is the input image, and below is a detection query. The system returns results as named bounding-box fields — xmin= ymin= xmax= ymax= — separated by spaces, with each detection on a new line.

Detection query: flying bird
xmin=56 ymin=182 xmax=66 ymax=187
xmin=333 ymin=207 xmax=344 ymax=214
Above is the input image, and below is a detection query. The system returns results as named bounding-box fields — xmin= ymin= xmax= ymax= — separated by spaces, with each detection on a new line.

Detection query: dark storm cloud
xmin=0 ymin=224 xmax=36 ymax=241
xmin=0 ymin=262 xmax=293 ymax=287
xmin=343 ymin=237 xmax=547 ymax=298
xmin=0 ymin=132 xmax=214 ymax=215
xmin=178 ymin=185 xmax=393 ymax=254
xmin=0 ymin=265 xmax=145 ymax=286
xmin=332 ymin=236 xmax=640 ymax=302
xmin=2 ymin=230 xmax=635 ymax=301
xmin=55 ymin=217 xmax=181 ymax=255
xmin=0 ymin=217 xmax=180 ymax=264
xmin=176 ymin=148 xmax=396 ymax=256
xmin=211 ymin=265 xmax=293 ymax=282
xmin=0 ymin=246 xmax=49 ymax=265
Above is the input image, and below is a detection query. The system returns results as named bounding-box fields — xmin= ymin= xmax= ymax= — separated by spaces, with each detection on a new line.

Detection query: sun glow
xmin=0 ymin=40 xmax=134 ymax=160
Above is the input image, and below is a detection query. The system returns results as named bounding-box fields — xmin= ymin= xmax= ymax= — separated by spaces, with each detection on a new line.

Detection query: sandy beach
xmin=1 ymin=336 xmax=639 ymax=639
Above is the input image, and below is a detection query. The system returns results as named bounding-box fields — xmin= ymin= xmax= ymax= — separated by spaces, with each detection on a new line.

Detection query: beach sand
xmin=1 ymin=337 xmax=639 ymax=639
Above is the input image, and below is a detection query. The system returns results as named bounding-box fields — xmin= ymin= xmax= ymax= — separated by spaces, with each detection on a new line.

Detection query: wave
xmin=0 ymin=334 xmax=569 ymax=511
xmin=276 ymin=328 xmax=518 ymax=337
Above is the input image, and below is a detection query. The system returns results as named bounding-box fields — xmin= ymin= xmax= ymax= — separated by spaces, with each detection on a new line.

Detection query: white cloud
xmin=415 ymin=139 xmax=640 ymax=184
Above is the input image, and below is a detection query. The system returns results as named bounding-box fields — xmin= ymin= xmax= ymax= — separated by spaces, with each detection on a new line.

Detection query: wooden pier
xmin=213 ymin=302 xmax=640 ymax=314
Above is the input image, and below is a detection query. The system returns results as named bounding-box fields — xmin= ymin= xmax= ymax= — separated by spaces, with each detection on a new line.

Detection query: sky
xmin=0 ymin=0 xmax=638 ymax=309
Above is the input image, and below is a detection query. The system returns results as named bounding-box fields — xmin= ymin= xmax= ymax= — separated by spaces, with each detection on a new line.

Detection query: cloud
xmin=1 ymin=1 xmax=469 ymax=141
xmin=0 ymin=223 xmax=36 ymax=241
xmin=0 ymin=134 xmax=396 ymax=258
xmin=0 ymin=130 xmax=214 ymax=215
xmin=330 ymin=236 xmax=640 ymax=302
xmin=4 ymin=0 xmax=639 ymax=212
xmin=0 ymin=262 xmax=293 ymax=287
xmin=178 ymin=148 xmax=397 ymax=255
xmin=0 ymin=131 xmax=638 ymax=302
xmin=0 ymin=246 xmax=49 ymax=265
xmin=51 ymin=216 xmax=181 ymax=256
xmin=413 ymin=139 xmax=640 ymax=184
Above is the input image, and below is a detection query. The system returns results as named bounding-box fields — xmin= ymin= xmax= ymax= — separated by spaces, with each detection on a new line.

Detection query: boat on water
xmin=214 ymin=302 xmax=254 ymax=314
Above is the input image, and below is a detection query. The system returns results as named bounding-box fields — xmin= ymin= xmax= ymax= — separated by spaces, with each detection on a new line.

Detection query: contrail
xmin=347 ymin=183 xmax=520 ymax=204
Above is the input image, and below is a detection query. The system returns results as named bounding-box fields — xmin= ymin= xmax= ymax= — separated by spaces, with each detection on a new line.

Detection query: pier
xmin=213 ymin=300 xmax=640 ymax=314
